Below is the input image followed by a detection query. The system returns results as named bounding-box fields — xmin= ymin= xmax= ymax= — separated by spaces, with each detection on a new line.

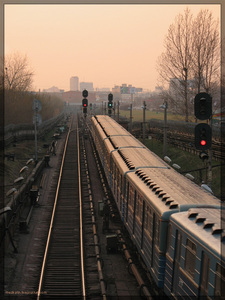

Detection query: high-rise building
xmin=70 ymin=76 xmax=79 ymax=91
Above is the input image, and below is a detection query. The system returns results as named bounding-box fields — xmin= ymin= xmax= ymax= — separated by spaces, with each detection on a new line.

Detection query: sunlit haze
xmin=5 ymin=4 xmax=221 ymax=92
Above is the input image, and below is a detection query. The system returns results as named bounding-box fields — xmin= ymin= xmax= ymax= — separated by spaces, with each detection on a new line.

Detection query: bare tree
xmin=157 ymin=8 xmax=220 ymax=121
xmin=192 ymin=10 xmax=220 ymax=94
xmin=4 ymin=52 xmax=34 ymax=92
xmin=157 ymin=8 xmax=194 ymax=121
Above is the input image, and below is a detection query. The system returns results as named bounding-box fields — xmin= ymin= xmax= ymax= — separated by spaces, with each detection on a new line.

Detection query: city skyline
xmin=4 ymin=3 xmax=221 ymax=92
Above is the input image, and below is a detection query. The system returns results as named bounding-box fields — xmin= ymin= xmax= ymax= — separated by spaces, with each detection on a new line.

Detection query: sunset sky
xmin=4 ymin=3 xmax=221 ymax=92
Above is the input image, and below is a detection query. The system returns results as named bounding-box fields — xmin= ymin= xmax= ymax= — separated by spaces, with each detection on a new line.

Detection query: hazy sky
xmin=5 ymin=4 xmax=220 ymax=92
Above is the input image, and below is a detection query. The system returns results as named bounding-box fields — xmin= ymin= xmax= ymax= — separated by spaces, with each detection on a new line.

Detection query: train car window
xmin=155 ymin=215 xmax=159 ymax=245
xmin=199 ymin=252 xmax=210 ymax=297
xmin=184 ymin=239 xmax=196 ymax=279
xmin=214 ymin=263 xmax=225 ymax=299
xmin=126 ymin=182 xmax=129 ymax=221
xmin=139 ymin=196 xmax=143 ymax=220
xmin=166 ymin=224 xmax=172 ymax=252
xmin=129 ymin=186 xmax=134 ymax=208
xmin=136 ymin=195 xmax=139 ymax=219
xmin=133 ymin=190 xmax=137 ymax=234
xmin=145 ymin=206 xmax=151 ymax=234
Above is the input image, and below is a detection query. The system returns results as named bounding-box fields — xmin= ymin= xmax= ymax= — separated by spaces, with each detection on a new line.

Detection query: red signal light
xmin=84 ymin=104 xmax=87 ymax=107
xmin=201 ymin=140 xmax=206 ymax=146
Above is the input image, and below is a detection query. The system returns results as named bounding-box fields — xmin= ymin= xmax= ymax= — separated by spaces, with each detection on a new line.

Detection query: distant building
xmin=112 ymin=85 xmax=120 ymax=93
xmin=70 ymin=76 xmax=79 ymax=91
xmin=62 ymin=90 xmax=96 ymax=104
xmin=43 ymin=86 xmax=62 ymax=93
xmin=80 ymin=82 xmax=94 ymax=92
xmin=95 ymin=87 xmax=110 ymax=92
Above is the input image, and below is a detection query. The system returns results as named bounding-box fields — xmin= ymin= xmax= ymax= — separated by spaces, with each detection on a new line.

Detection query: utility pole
xmin=163 ymin=101 xmax=168 ymax=157
xmin=32 ymin=98 xmax=42 ymax=164
xmin=183 ymin=67 xmax=188 ymax=122
xmin=142 ymin=101 xmax=146 ymax=145
xmin=117 ymin=101 xmax=120 ymax=122
xmin=104 ymin=102 xmax=107 ymax=115
xmin=129 ymin=103 xmax=133 ymax=133
xmin=208 ymin=117 xmax=213 ymax=187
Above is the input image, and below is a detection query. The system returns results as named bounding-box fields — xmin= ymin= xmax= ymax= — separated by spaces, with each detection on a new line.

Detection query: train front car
xmin=121 ymin=147 xmax=221 ymax=289
xmin=91 ymin=115 xmax=222 ymax=295
xmin=164 ymin=208 xmax=224 ymax=299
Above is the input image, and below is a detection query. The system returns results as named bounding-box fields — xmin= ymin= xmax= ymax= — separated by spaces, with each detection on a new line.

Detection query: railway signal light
xmin=195 ymin=123 xmax=212 ymax=150
xmin=82 ymin=98 xmax=88 ymax=114
xmin=108 ymin=93 xmax=113 ymax=115
xmin=194 ymin=92 xmax=212 ymax=120
xmin=82 ymin=89 xmax=88 ymax=98
xmin=82 ymin=98 xmax=88 ymax=107
xmin=108 ymin=93 xmax=113 ymax=102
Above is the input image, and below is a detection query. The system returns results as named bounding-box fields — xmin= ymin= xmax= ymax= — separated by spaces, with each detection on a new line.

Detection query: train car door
xmin=132 ymin=190 xmax=137 ymax=234
xmin=141 ymin=200 xmax=145 ymax=249
xmin=151 ymin=213 xmax=156 ymax=267
xmin=172 ymin=230 xmax=182 ymax=295
xmin=199 ymin=252 xmax=210 ymax=298
xmin=126 ymin=182 xmax=129 ymax=222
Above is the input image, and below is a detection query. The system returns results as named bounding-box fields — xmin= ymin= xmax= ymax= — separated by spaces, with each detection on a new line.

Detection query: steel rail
xmin=37 ymin=120 xmax=72 ymax=300
xmin=77 ymin=123 xmax=86 ymax=299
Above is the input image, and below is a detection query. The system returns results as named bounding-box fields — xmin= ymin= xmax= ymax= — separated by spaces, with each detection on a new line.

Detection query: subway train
xmin=90 ymin=115 xmax=224 ymax=299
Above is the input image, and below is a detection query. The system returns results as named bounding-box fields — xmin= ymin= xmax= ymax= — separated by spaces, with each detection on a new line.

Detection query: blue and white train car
xmin=91 ymin=115 xmax=222 ymax=294
xmin=164 ymin=207 xmax=225 ymax=299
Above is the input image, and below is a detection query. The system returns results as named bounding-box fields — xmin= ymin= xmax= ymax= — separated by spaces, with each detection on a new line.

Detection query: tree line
xmin=1 ymin=53 xmax=64 ymax=125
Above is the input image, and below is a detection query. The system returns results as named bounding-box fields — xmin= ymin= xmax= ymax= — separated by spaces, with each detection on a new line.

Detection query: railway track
xmin=133 ymin=127 xmax=225 ymax=161
xmin=36 ymin=115 xmax=101 ymax=299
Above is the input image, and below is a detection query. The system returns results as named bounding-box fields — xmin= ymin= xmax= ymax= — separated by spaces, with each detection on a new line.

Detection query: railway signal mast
xmin=82 ymin=89 xmax=88 ymax=116
xmin=194 ymin=92 xmax=212 ymax=151
xmin=194 ymin=92 xmax=212 ymax=185
xmin=108 ymin=93 xmax=113 ymax=116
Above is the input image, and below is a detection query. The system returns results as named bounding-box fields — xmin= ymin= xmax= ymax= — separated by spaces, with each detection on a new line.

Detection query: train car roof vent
xmin=162 ymin=195 xmax=170 ymax=202
xmin=158 ymin=192 xmax=167 ymax=198
xmin=170 ymin=202 xmax=178 ymax=209
xmin=138 ymin=171 xmax=145 ymax=177
xmin=155 ymin=189 xmax=163 ymax=195
xmin=135 ymin=169 xmax=142 ymax=175
xmin=149 ymin=183 xmax=157 ymax=188
xmin=165 ymin=199 xmax=174 ymax=206
xmin=212 ymin=226 xmax=223 ymax=235
xmin=195 ymin=217 xmax=206 ymax=223
xmin=203 ymin=222 xmax=214 ymax=229
xmin=142 ymin=175 xmax=149 ymax=181
xmin=144 ymin=178 xmax=152 ymax=184
xmin=188 ymin=210 xmax=199 ymax=218
xmin=152 ymin=186 xmax=160 ymax=192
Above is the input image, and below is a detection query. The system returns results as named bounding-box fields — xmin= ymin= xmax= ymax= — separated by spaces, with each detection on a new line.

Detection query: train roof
xmin=170 ymin=207 xmax=225 ymax=258
xmin=93 ymin=115 xmax=221 ymax=215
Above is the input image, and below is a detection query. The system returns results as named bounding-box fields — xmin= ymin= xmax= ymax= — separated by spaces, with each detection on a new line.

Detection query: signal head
xmin=82 ymin=89 xmax=88 ymax=98
xmin=108 ymin=93 xmax=113 ymax=102
xmin=194 ymin=123 xmax=212 ymax=150
xmin=194 ymin=92 xmax=212 ymax=120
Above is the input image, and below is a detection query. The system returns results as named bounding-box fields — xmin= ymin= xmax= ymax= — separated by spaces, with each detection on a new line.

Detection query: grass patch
xmin=119 ymin=110 xmax=196 ymax=122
